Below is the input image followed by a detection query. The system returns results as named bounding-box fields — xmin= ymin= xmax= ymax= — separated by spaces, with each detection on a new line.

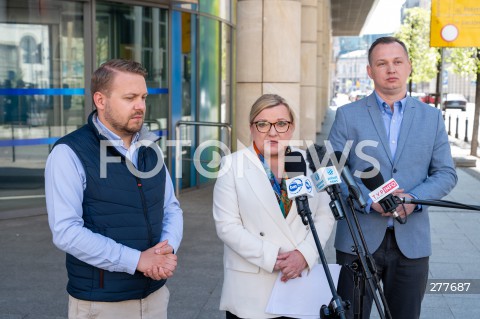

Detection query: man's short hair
xmin=91 ymin=59 xmax=147 ymax=97
xmin=368 ymin=37 xmax=409 ymax=65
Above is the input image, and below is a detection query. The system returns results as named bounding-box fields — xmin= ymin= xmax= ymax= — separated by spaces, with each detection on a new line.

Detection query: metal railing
xmin=174 ymin=120 xmax=232 ymax=198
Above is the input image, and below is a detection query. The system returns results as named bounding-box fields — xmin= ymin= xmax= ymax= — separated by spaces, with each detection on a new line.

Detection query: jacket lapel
xmin=394 ymin=97 xmax=416 ymax=167
xmin=242 ymin=146 xmax=297 ymax=242
xmin=285 ymin=200 xmax=300 ymax=224
xmin=366 ymin=94 xmax=393 ymax=165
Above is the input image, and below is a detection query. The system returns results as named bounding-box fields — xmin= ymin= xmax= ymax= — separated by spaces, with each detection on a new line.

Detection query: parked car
xmin=421 ymin=93 xmax=440 ymax=105
xmin=349 ymin=90 xmax=368 ymax=102
xmin=410 ymin=92 xmax=426 ymax=101
xmin=442 ymin=93 xmax=467 ymax=112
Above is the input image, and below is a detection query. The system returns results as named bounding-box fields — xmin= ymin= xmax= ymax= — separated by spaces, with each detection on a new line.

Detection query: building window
xmin=20 ymin=36 xmax=41 ymax=64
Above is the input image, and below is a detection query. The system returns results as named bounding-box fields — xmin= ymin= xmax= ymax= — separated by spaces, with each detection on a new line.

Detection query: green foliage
xmin=395 ymin=7 xmax=440 ymax=84
xmin=445 ymin=48 xmax=479 ymax=76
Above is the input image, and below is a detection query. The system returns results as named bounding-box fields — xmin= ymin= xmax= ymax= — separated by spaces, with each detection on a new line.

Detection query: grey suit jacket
xmin=328 ymin=93 xmax=457 ymax=259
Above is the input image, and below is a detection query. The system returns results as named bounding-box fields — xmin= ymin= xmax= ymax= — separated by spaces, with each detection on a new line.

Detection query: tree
xmin=475 ymin=51 xmax=480 ymax=156
xmin=395 ymin=8 xmax=440 ymax=93
xmin=396 ymin=7 xmax=480 ymax=156
xmin=446 ymin=48 xmax=480 ymax=156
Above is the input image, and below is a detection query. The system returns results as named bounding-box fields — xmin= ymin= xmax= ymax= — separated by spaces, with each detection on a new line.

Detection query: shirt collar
xmin=93 ymin=114 xmax=140 ymax=149
xmin=374 ymin=91 xmax=407 ymax=114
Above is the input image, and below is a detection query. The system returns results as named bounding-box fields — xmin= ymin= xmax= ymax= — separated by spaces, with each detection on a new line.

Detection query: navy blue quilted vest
xmin=53 ymin=112 xmax=166 ymax=301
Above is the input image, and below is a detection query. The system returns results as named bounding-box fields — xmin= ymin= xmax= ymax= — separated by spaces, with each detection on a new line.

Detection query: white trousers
xmin=68 ymin=285 xmax=170 ymax=319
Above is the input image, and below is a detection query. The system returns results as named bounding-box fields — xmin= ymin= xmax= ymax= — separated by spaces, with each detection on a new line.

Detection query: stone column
xmin=300 ymin=0 xmax=318 ymax=144
xmin=316 ymin=0 xmax=332 ymax=136
xmin=236 ymin=0 xmax=302 ymax=148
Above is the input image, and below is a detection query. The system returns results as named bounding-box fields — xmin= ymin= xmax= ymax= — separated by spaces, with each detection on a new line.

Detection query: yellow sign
xmin=430 ymin=0 xmax=480 ymax=47
xmin=182 ymin=13 xmax=191 ymax=54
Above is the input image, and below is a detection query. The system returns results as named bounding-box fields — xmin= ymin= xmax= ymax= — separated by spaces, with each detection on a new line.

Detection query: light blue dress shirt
xmin=367 ymin=92 xmax=406 ymax=227
xmin=45 ymin=115 xmax=183 ymax=275
xmin=375 ymin=92 xmax=405 ymax=160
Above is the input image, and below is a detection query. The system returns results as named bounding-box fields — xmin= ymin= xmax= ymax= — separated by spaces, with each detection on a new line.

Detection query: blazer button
xmin=259 ymin=232 xmax=265 ymax=236
xmin=393 ymin=168 xmax=397 ymax=173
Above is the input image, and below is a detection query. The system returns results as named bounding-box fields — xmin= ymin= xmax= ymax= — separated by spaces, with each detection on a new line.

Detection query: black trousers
xmin=336 ymin=228 xmax=429 ymax=319
xmin=226 ymin=311 xmax=295 ymax=319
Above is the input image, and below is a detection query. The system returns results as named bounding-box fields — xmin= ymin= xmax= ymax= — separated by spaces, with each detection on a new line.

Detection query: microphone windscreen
xmin=333 ymin=151 xmax=347 ymax=165
xmin=285 ymin=151 xmax=307 ymax=177
xmin=333 ymin=151 xmax=369 ymax=209
xmin=306 ymin=144 xmax=326 ymax=172
xmin=360 ymin=167 xmax=384 ymax=191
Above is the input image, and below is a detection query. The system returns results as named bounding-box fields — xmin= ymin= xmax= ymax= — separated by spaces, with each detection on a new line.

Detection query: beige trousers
xmin=68 ymin=285 xmax=170 ymax=319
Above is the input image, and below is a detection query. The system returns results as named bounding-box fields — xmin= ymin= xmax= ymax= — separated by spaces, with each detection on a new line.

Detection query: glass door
xmin=0 ymin=0 xmax=85 ymax=165
xmin=96 ymin=2 xmax=169 ymax=154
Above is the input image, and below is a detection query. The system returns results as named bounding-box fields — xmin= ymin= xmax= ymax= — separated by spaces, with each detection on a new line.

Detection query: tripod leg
xmin=337 ymin=252 xmax=377 ymax=319
xmin=353 ymin=268 xmax=364 ymax=319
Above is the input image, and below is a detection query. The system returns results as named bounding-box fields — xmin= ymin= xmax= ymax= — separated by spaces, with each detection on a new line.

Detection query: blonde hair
xmin=249 ymin=94 xmax=295 ymax=125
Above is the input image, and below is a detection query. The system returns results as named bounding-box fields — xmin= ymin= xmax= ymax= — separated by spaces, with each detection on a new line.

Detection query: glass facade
xmin=0 ymin=1 xmax=85 ymax=163
xmin=0 ymin=0 xmax=235 ymax=192
xmin=95 ymin=2 xmax=170 ymax=152
xmin=171 ymin=6 xmax=234 ymax=189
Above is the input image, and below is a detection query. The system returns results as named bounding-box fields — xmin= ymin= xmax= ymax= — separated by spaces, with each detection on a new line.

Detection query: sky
xmin=361 ymin=0 xmax=407 ymax=35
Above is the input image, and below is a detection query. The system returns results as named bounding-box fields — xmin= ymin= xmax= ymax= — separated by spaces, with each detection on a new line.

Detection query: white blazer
xmin=213 ymin=146 xmax=335 ymax=318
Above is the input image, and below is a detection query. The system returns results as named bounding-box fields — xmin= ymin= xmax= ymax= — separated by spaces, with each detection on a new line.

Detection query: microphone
xmin=284 ymin=151 xmax=314 ymax=199
xmin=333 ymin=151 xmax=368 ymax=209
xmin=311 ymin=166 xmax=342 ymax=193
xmin=306 ymin=145 xmax=345 ymax=220
xmin=306 ymin=144 xmax=327 ymax=172
xmin=306 ymin=144 xmax=342 ymax=193
xmin=284 ymin=151 xmax=314 ymax=224
xmin=360 ymin=168 xmax=406 ymax=224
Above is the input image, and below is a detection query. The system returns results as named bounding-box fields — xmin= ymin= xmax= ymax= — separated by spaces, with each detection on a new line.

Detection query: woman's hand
xmin=274 ymin=249 xmax=307 ymax=282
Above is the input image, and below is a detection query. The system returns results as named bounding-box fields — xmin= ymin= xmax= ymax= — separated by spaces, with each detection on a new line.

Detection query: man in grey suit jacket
xmin=328 ymin=37 xmax=457 ymax=319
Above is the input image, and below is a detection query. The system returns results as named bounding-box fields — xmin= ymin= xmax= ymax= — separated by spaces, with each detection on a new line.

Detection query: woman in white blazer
xmin=213 ymin=94 xmax=335 ymax=319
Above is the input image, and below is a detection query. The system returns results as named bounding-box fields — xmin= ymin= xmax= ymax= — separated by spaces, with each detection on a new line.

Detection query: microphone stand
xmin=398 ymin=197 xmax=480 ymax=211
xmin=295 ymin=195 xmax=348 ymax=319
xmin=328 ymin=185 xmax=392 ymax=319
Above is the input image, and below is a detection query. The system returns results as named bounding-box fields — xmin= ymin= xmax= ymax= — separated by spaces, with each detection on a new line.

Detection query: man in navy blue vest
xmin=45 ymin=59 xmax=183 ymax=318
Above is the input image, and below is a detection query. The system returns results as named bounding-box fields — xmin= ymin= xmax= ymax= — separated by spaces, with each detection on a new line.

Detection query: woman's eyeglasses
xmin=253 ymin=121 xmax=291 ymax=133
